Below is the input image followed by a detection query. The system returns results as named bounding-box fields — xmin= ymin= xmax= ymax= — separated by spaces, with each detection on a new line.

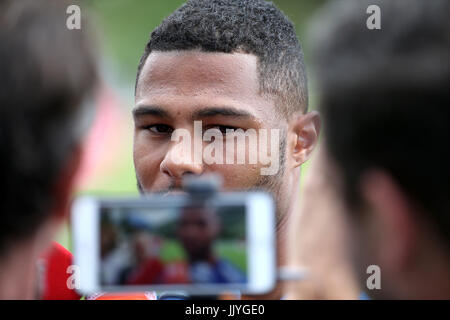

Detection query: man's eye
xmin=144 ymin=124 xmax=173 ymax=134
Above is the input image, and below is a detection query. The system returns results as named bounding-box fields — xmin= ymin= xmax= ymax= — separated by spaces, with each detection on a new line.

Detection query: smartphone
xmin=71 ymin=192 xmax=276 ymax=296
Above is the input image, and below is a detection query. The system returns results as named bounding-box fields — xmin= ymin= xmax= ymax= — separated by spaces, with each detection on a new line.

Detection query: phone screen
xmin=99 ymin=203 xmax=247 ymax=287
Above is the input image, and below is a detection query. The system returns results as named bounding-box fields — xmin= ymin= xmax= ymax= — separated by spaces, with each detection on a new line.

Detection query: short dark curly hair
xmin=135 ymin=0 xmax=308 ymax=117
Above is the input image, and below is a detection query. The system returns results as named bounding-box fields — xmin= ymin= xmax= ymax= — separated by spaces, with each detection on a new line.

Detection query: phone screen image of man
xmin=99 ymin=205 xmax=247 ymax=286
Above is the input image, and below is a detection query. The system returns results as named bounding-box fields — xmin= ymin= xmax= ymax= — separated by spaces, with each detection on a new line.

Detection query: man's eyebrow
xmin=192 ymin=107 xmax=253 ymax=119
xmin=132 ymin=105 xmax=170 ymax=118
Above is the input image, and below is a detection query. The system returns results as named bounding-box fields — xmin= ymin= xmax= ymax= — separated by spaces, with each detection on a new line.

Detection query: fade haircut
xmin=135 ymin=0 xmax=308 ymax=118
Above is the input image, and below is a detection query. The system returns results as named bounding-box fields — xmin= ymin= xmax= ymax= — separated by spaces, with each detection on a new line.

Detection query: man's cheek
xmin=210 ymin=164 xmax=262 ymax=190
xmin=134 ymin=149 xmax=162 ymax=187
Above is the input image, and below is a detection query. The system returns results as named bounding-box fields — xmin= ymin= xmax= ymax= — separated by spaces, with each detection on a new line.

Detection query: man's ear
xmin=50 ymin=144 xmax=83 ymax=222
xmin=290 ymin=111 xmax=321 ymax=168
xmin=360 ymin=170 xmax=418 ymax=274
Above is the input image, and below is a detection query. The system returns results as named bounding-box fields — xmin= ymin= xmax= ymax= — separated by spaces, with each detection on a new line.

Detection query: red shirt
xmin=40 ymin=242 xmax=81 ymax=300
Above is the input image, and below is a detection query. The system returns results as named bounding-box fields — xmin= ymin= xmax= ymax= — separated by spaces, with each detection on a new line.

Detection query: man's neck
xmin=189 ymin=251 xmax=216 ymax=264
xmin=0 ymin=241 xmax=39 ymax=299
xmin=402 ymin=243 xmax=450 ymax=299
xmin=275 ymin=210 xmax=291 ymax=267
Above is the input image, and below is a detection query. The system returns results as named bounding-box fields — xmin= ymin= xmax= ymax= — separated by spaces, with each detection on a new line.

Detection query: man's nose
xmin=160 ymin=140 xmax=204 ymax=180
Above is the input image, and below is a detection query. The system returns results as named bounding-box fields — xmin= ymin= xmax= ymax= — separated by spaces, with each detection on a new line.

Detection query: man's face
xmin=134 ymin=50 xmax=285 ymax=195
xmin=176 ymin=208 xmax=220 ymax=260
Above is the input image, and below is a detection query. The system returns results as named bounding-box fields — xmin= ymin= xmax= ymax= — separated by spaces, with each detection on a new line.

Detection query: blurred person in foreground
xmin=0 ymin=0 xmax=97 ymax=299
xmin=294 ymin=0 xmax=450 ymax=299
xmin=133 ymin=0 xmax=320 ymax=298
xmin=285 ymin=147 xmax=361 ymax=299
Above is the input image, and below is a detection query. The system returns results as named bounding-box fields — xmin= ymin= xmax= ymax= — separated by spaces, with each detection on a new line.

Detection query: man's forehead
xmin=136 ymin=50 xmax=260 ymax=100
